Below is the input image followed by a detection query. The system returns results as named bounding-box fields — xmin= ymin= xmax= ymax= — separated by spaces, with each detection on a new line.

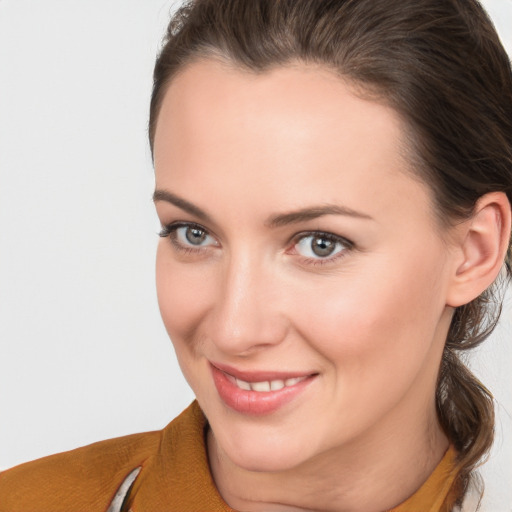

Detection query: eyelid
xmin=159 ymin=221 xmax=214 ymax=238
xmin=159 ymin=222 xmax=353 ymax=265
xmin=159 ymin=221 xmax=220 ymax=251
xmin=289 ymin=230 xmax=353 ymax=249
xmin=288 ymin=230 xmax=354 ymax=265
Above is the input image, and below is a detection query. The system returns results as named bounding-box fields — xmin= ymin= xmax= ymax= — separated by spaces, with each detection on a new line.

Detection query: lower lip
xmin=211 ymin=365 xmax=316 ymax=416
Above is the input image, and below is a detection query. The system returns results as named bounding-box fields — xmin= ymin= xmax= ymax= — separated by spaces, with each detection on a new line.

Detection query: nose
xmin=207 ymin=251 xmax=288 ymax=357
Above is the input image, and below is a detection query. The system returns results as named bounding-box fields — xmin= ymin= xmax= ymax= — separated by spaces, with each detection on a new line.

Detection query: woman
xmin=1 ymin=0 xmax=511 ymax=511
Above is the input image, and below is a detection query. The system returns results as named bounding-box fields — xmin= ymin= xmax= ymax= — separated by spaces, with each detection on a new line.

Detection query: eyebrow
xmin=266 ymin=205 xmax=374 ymax=228
xmin=153 ymin=189 xmax=212 ymax=222
xmin=153 ymin=189 xmax=373 ymax=227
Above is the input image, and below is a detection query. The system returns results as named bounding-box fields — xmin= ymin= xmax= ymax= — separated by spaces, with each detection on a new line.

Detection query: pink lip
xmin=210 ymin=362 xmax=317 ymax=416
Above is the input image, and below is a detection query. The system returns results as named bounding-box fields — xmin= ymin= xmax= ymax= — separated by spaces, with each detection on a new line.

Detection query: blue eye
xmin=294 ymin=233 xmax=349 ymax=260
xmin=159 ymin=223 xmax=218 ymax=251
xmin=175 ymin=225 xmax=215 ymax=246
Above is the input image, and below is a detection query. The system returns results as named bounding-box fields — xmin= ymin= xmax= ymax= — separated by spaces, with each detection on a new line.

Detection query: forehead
xmin=154 ymin=59 xmax=404 ymax=167
xmin=153 ymin=59 xmax=435 ymax=228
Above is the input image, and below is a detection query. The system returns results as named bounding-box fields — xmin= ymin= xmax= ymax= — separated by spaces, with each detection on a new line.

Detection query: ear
xmin=446 ymin=192 xmax=511 ymax=308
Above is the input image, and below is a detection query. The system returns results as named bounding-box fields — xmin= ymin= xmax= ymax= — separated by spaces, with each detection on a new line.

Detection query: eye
xmin=293 ymin=232 xmax=351 ymax=261
xmin=159 ymin=222 xmax=218 ymax=252
xmin=176 ymin=225 xmax=212 ymax=246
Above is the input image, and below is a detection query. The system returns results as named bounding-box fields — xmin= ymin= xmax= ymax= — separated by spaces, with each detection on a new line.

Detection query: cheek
xmin=155 ymin=244 xmax=212 ymax=349
xmin=291 ymin=253 xmax=448 ymax=403
xmin=156 ymin=244 xmax=221 ymax=402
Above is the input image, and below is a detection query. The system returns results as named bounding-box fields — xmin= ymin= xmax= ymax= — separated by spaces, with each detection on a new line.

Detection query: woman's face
xmin=153 ymin=60 xmax=456 ymax=471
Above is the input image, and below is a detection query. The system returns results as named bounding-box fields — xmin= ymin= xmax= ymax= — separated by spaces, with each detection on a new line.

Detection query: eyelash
xmin=289 ymin=231 xmax=353 ymax=266
xmin=158 ymin=222 xmax=353 ymax=265
xmin=158 ymin=222 xmax=215 ymax=255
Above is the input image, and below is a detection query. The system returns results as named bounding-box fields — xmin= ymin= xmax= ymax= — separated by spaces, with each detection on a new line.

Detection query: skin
xmin=152 ymin=59 xmax=478 ymax=512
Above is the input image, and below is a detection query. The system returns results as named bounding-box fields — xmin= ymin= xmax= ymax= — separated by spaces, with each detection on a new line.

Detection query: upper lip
xmin=210 ymin=361 xmax=317 ymax=382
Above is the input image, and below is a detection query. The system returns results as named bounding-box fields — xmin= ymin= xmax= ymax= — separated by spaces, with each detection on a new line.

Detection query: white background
xmin=0 ymin=1 xmax=511 ymax=510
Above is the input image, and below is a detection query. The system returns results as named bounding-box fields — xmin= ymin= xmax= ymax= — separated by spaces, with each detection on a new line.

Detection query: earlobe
xmin=446 ymin=192 xmax=511 ymax=308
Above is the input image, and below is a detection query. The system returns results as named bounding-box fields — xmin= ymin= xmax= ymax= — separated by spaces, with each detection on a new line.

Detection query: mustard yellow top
xmin=0 ymin=401 xmax=458 ymax=511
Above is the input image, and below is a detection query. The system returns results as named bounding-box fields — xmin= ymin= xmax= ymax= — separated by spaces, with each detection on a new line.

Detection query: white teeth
xmin=235 ymin=378 xmax=251 ymax=391
xmin=270 ymin=380 xmax=285 ymax=391
xmin=232 ymin=376 xmax=307 ymax=392
xmin=251 ymin=381 xmax=271 ymax=392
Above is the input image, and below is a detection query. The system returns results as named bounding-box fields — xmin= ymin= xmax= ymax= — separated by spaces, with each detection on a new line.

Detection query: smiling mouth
xmin=225 ymin=374 xmax=310 ymax=392
xmin=210 ymin=362 xmax=317 ymax=415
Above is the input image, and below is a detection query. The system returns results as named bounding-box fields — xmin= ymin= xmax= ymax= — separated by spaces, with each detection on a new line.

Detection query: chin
xmin=228 ymin=443 xmax=310 ymax=473
xmin=210 ymin=416 xmax=321 ymax=473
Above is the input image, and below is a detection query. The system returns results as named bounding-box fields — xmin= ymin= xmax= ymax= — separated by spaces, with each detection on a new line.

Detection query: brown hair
xmin=149 ymin=0 xmax=512 ymax=505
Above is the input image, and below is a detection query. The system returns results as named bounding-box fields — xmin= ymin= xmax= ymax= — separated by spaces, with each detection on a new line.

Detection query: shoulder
xmin=0 ymin=427 xmax=161 ymax=512
xmin=0 ymin=402 xmax=219 ymax=512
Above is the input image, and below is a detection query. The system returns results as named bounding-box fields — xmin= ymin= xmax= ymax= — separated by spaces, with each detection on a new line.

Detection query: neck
xmin=207 ymin=387 xmax=449 ymax=512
